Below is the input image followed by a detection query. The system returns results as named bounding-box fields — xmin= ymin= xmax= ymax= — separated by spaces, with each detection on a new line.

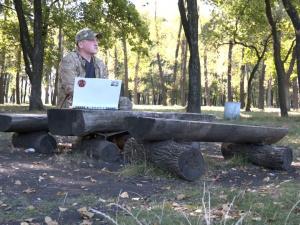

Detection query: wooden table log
xmin=0 ymin=113 xmax=48 ymax=132
xmin=123 ymin=138 xmax=205 ymax=181
xmin=124 ymin=117 xmax=288 ymax=144
xmin=72 ymin=138 xmax=120 ymax=163
xmin=221 ymin=143 xmax=293 ymax=170
xmin=47 ymin=109 xmax=216 ymax=136
xmin=12 ymin=131 xmax=57 ymax=154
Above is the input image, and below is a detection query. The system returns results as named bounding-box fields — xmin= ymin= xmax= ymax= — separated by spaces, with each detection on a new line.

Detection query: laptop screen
xmin=72 ymin=78 xmax=122 ymax=109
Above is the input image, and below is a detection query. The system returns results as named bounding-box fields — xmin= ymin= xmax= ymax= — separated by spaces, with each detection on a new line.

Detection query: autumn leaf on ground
xmin=80 ymin=220 xmax=93 ymax=225
xmin=15 ymin=180 xmax=21 ymax=185
xmin=120 ymin=192 xmax=129 ymax=198
xmin=59 ymin=207 xmax=68 ymax=212
xmin=77 ymin=207 xmax=94 ymax=219
xmin=23 ymin=188 xmax=36 ymax=194
xmin=90 ymin=178 xmax=97 ymax=183
xmin=57 ymin=191 xmax=67 ymax=196
xmin=45 ymin=216 xmax=58 ymax=225
xmin=177 ymin=194 xmax=186 ymax=200
xmin=161 ymin=186 xmax=171 ymax=190
xmin=263 ymin=177 xmax=270 ymax=182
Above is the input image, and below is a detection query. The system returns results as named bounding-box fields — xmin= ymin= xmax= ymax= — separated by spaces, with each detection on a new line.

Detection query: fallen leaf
xmin=57 ymin=192 xmax=67 ymax=196
xmin=77 ymin=207 xmax=94 ymax=219
xmin=59 ymin=207 xmax=68 ymax=212
xmin=81 ymin=186 xmax=86 ymax=189
xmin=49 ymin=176 xmax=55 ymax=179
xmin=74 ymin=169 xmax=80 ymax=172
xmin=161 ymin=186 xmax=171 ymax=190
xmin=39 ymin=176 xmax=45 ymax=182
xmin=120 ymin=192 xmax=129 ymax=198
xmin=263 ymin=177 xmax=270 ymax=182
xmin=20 ymin=223 xmax=29 ymax=225
xmin=28 ymin=205 xmax=35 ymax=210
xmin=23 ymin=188 xmax=36 ymax=194
xmin=90 ymin=178 xmax=97 ymax=183
xmin=84 ymin=176 xmax=91 ymax=179
xmin=132 ymin=197 xmax=140 ymax=201
xmin=218 ymin=195 xmax=227 ymax=201
xmin=15 ymin=180 xmax=21 ymax=185
xmin=24 ymin=218 xmax=34 ymax=222
xmin=177 ymin=194 xmax=186 ymax=200
xmin=45 ymin=216 xmax=59 ymax=225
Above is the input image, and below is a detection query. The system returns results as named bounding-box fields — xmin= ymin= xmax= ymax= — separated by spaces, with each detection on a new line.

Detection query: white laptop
xmin=72 ymin=78 xmax=122 ymax=110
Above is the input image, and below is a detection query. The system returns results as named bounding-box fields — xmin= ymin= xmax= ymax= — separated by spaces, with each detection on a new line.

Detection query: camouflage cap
xmin=75 ymin=28 xmax=103 ymax=43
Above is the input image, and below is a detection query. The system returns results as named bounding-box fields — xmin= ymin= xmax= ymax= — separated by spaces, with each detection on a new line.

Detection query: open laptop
xmin=72 ymin=78 xmax=122 ymax=110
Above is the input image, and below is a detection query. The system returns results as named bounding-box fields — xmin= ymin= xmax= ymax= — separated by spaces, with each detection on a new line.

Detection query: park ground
xmin=0 ymin=105 xmax=300 ymax=224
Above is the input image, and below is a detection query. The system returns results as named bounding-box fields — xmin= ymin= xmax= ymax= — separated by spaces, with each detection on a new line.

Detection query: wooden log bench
xmin=122 ymin=116 xmax=292 ymax=179
xmin=0 ymin=113 xmax=56 ymax=154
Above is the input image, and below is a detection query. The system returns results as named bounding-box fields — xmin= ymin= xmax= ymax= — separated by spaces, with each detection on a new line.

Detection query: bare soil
xmin=0 ymin=136 xmax=299 ymax=224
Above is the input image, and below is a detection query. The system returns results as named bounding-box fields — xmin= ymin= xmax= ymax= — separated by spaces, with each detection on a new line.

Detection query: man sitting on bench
xmin=57 ymin=28 xmax=107 ymax=109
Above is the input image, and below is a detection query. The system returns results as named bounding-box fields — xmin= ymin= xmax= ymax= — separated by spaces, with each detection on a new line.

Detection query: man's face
xmin=78 ymin=37 xmax=99 ymax=55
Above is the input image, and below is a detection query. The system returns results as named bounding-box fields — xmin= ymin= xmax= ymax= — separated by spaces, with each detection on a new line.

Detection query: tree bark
xmin=178 ymin=0 xmax=201 ymax=113
xmin=265 ymin=0 xmax=288 ymax=116
xmin=267 ymin=78 xmax=273 ymax=107
xmin=258 ymin=60 xmax=266 ymax=109
xmin=285 ymin=46 xmax=297 ymax=111
xmin=156 ymin=53 xmax=167 ymax=105
xmin=227 ymin=40 xmax=233 ymax=102
xmin=171 ymin=21 xmax=182 ymax=106
xmin=124 ymin=117 xmax=288 ymax=144
xmin=221 ymin=143 xmax=293 ymax=171
xmin=12 ymin=131 xmax=57 ymax=154
xmin=123 ymin=138 xmax=205 ymax=181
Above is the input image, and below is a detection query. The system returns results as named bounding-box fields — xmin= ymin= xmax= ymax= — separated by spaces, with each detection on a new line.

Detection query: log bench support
xmin=221 ymin=143 xmax=293 ymax=171
xmin=123 ymin=138 xmax=205 ymax=181
xmin=12 ymin=131 xmax=57 ymax=154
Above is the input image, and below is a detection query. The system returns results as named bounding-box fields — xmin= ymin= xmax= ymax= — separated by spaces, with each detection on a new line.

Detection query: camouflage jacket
xmin=57 ymin=50 xmax=108 ymax=108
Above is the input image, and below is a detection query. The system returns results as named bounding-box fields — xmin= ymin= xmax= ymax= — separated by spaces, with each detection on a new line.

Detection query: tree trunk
xmin=12 ymin=131 xmax=56 ymax=154
xmin=240 ymin=56 xmax=246 ymax=108
xmin=204 ymin=51 xmax=211 ymax=106
xmin=52 ymin=25 xmax=63 ymax=106
xmin=221 ymin=143 xmax=293 ymax=171
xmin=122 ymin=35 xmax=129 ymax=98
xmin=171 ymin=21 xmax=182 ymax=106
xmin=72 ymin=138 xmax=120 ymax=163
xmin=292 ymin=77 xmax=299 ymax=109
xmin=124 ymin=117 xmax=288 ymax=144
xmin=16 ymin=49 xmax=21 ymax=104
xmin=179 ymin=0 xmax=201 ymax=113
xmin=265 ymin=0 xmax=288 ymax=116
xmin=123 ymin=138 xmax=205 ymax=181
xmin=4 ymin=74 xmax=10 ymax=103
xmin=267 ymin=78 xmax=273 ymax=107
xmin=44 ymin=72 xmax=50 ymax=104
xmin=281 ymin=0 xmax=300 ymax=93
xmin=285 ymin=46 xmax=296 ymax=111
xmin=0 ymin=51 xmax=5 ymax=104
xmin=227 ymin=40 xmax=233 ymax=102
xmin=133 ymin=52 xmax=141 ymax=105
xmin=14 ymin=0 xmax=45 ymax=111
xmin=157 ymin=53 xmax=167 ymax=105
xmin=180 ymin=39 xmax=188 ymax=106
xmin=258 ymin=60 xmax=266 ymax=109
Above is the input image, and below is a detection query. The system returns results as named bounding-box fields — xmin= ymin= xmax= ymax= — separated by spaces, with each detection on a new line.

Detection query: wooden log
xmin=221 ymin=143 xmax=293 ymax=170
xmin=0 ymin=113 xmax=48 ymax=132
xmin=72 ymin=138 xmax=120 ymax=163
xmin=124 ymin=117 xmax=288 ymax=144
xmin=47 ymin=109 xmax=216 ymax=136
xmin=123 ymin=138 xmax=205 ymax=181
xmin=12 ymin=131 xmax=57 ymax=154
